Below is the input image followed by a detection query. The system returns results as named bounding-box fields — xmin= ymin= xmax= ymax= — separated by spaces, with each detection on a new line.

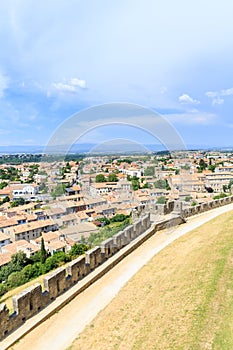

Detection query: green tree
xmin=143 ymin=182 xmax=150 ymax=189
xmin=52 ymin=251 xmax=71 ymax=265
xmin=31 ymin=262 xmax=44 ymax=277
xmin=198 ymin=159 xmax=207 ymax=172
xmin=0 ymin=283 xmax=7 ymax=297
xmin=110 ymin=214 xmax=129 ymax=222
xmin=11 ymin=251 xmax=28 ymax=270
xmin=144 ymin=166 xmax=155 ymax=176
xmin=70 ymin=244 xmax=89 ymax=257
xmin=40 ymin=237 xmax=47 ymax=264
xmin=43 ymin=256 xmax=59 ymax=272
xmin=185 ymin=195 xmax=192 ymax=202
xmin=8 ymin=271 xmax=27 ymax=288
xmin=132 ymin=179 xmax=140 ymax=191
xmin=107 ymin=173 xmax=118 ymax=182
xmin=2 ymin=195 xmax=10 ymax=203
xmin=208 ymin=164 xmax=216 ymax=172
xmin=10 ymin=197 xmax=25 ymax=207
xmin=95 ymin=174 xmax=107 ymax=183
xmin=154 ymin=179 xmax=167 ymax=189
xmin=21 ymin=264 xmax=35 ymax=280
xmin=0 ymin=181 xmax=8 ymax=189
xmin=98 ymin=217 xmax=110 ymax=225
xmin=156 ymin=196 xmax=167 ymax=204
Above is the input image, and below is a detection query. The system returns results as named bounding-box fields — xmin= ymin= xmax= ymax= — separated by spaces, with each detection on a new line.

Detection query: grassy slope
xmin=69 ymin=211 xmax=233 ymax=350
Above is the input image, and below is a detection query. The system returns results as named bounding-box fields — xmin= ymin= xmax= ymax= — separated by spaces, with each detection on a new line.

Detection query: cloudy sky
xmin=0 ymin=0 xmax=233 ymax=149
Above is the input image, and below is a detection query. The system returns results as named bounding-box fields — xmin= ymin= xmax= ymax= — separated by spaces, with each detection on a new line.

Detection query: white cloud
xmin=52 ymin=78 xmax=86 ymax=94
xmin=70 ymin=78 xmax=86 ymax=89
xmin=206 ymin=87 xmax=233 ymax=105
xmin=221 ymin=88 xmax=233 ymax=96
xmin=179 ymin=94 xmax=200 ymax=105
xmin=212 ymin=97 xmax=224 ymax=105
xmin=206 ymin=91 xmax=218 ymax=98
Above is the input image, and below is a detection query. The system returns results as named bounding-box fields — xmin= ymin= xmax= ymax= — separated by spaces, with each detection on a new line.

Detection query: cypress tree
xmin=40 ymin=237 xmax=47 ymax=264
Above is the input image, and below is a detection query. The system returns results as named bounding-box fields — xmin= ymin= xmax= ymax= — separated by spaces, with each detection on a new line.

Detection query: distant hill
xmin=0 ymin=143 xmax=232 ymax=155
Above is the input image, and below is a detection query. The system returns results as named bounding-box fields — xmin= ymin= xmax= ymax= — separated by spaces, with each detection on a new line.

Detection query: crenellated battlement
xmin=1 ymin=195 xmax=233 ymax=342
xmin=182 ymin=195 xmax=233 ymax=218
xmin=0 ymin=214 xmax=151 ymax=340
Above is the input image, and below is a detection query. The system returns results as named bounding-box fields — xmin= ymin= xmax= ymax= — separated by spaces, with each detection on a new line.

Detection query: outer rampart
xmin=0 ymin=214 xmax=151 ymax=340
xmin=1 ymin=195 xmax=233 ymax=342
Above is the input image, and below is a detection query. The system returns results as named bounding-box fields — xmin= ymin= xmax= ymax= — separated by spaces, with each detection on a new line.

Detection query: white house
xmin=12 ymin=184 xmax=39 ymax=201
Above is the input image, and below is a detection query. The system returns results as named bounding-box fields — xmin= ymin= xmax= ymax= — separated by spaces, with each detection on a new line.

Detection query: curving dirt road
xmin=6 ymin=203 xmax=233 ymax=350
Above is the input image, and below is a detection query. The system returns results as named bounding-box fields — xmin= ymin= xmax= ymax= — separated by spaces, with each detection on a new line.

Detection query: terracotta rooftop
xmin=9 ymin=219 xmax=56 ymax=235
xmin=0 ymin=252 xmax=12 ymax=267
xmin=35 ymin=231 xmax=61 ymax=243
xmin=0 ymin=218 xmax=18 ymax=229
xmin=0 ymin=232 xmax=11 ymax=242
xmin=47 ymin=240 xmax=66 ymax=250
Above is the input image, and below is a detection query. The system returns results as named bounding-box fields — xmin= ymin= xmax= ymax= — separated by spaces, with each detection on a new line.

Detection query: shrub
xmin=70 ymin=244 xmax=89 ymax=257
xmin=0 ymin=283 xmax=7 ymax=297
xmin=52 ymin=251 xmax=71 ymax=264
xmin=8 ymin=271 xmax=28 ymax=288
xmin=21 ymin=264 xmax=35 ymax=280
xmin=95 ymin=174 xmax=106 ymax=183
xmin=43 ymin=256 xmax=59 ymax=273
xmin=110 ymin=214 xmax=129 ymax=223
xmin=156 ymin=196 xmax=167 ymax=204
xmin=213 ymin=193 xmax=227 ymax=200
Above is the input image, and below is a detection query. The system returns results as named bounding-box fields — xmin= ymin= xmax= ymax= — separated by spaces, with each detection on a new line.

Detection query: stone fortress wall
xmin=0 ymin=214 xmax=151 ymax=340
xmin=182 ymin=194 xmax=233 ymax=218
xmin=1 ymin=194 xmax=233 ymax=341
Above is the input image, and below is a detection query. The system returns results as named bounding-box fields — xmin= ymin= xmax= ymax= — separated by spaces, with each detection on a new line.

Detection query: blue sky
xmin=0 ymin=0 xmax=233 ymax=149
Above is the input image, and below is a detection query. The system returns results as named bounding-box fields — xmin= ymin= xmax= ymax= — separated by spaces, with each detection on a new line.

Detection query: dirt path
xmin=7 ymin=204 xmax=233 ymax=350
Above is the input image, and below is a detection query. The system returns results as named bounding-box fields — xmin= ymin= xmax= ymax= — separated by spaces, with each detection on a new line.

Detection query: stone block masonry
xmin=182 ymin=195 xmax=233 ymax=218
xmin=1 ymin=195 xmax=233 ymax=342
xmin=0 ymin=214 xmax=151 ymax=341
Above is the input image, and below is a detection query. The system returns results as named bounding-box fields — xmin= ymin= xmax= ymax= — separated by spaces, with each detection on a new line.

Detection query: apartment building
xmin=6 ymin=219 xmax=58 ymax=242
xmin=205 ymin=172 xmax=233 ymax=192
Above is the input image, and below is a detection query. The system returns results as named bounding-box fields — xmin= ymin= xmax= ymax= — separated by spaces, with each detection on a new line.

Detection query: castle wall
xmin=100 ymin=238 xmax=116 ymax=259
xmin=67 ymin=256 xmax=87 ymax=283
xmin=0 ymin=213 xmax=151 ymax=341
xmin=182 ymin=195 xmax=233 ymax=218
xmin=113 ymin=231 xmax=124 ymax=250
xmin=85 ymin=246 xmax=103 ymax=270
xmin=2 ymin=196 xmax=233 ymax=342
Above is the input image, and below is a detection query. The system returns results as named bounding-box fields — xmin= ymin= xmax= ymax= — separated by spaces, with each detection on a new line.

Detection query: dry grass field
xmin=69 ymin=211 xmax=233 ymax=350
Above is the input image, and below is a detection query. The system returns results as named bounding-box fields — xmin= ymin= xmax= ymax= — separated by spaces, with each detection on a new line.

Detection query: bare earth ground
xmin=8 ymin=204 xmax=233 ymax=350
